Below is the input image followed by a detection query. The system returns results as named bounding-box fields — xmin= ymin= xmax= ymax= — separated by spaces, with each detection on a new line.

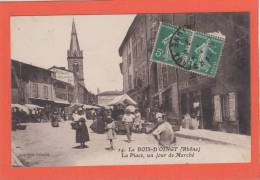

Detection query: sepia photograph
xmin=11 ymin=13 xmax=251 ymax=167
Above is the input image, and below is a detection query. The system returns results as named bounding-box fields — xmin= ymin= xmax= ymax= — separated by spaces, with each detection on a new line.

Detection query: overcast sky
xmin=11 ymin=15 xmax=136 ymax=94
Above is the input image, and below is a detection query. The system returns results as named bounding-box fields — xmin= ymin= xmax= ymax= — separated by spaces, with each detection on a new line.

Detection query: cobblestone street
xmin=12 ymin=120 xmax=250 ymax=167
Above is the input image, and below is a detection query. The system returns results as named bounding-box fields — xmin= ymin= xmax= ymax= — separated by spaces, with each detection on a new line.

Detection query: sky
xmin=11 ymin=15 xmax=136 ymax=94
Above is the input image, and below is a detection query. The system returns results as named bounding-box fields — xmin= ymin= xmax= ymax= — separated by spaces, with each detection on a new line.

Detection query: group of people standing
xmin=70 ymin=106 xmax=176 ymax=150
xmin=70 ymin=107 xmax=143 ymax=150
xmin=71 ymin=107 xmax=116 ymax=150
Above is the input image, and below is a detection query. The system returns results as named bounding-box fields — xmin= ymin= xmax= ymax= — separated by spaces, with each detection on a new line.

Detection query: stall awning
xmin=107 ymin=94 xmax=137 ymax=106
xmin=11 ymin=104 xmax=30 ymax=114
xmin=54 ymin=98 xmax=70 ymax=105
xmin=25 ymin=104 xmax=44 ymax=110
xmin=83 ymin=104 xmax=100 ymax=109
xmin=29 ymin=97 xmax=53 ymax=102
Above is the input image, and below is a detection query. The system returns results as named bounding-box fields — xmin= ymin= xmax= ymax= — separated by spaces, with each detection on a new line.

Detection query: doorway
xmin=201 ymin=88 xmax=213 ymax=129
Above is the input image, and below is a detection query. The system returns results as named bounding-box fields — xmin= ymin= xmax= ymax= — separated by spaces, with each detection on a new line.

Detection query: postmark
xmin=150 ymin=23 xmax=225 ymax=77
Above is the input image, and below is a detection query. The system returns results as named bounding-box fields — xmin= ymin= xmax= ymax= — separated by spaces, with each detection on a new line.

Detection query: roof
xmin=97 ymin=91 xmax=123 ymax=96
xmin=52 ymin=78 xmax=73 ymax=86
xmin=107 ymin=94 xmax=137 ymax=106
xmin=11 ymin=59 xmax=52 ymax=73
xmin=49 ymin=66 xmax=73 ymax=73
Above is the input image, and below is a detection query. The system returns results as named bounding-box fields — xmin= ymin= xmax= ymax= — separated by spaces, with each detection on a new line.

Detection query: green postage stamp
xmin=150 ymin=23 xmax=225 ymax=77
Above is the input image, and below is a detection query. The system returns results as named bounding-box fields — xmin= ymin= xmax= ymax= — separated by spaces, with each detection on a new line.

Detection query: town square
xmin=11 ymin=13 xmax=251 ymax=166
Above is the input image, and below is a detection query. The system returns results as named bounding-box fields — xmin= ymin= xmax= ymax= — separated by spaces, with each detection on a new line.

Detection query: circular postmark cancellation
xmin=169 ymin=27 xmax=193 ymax=70
xmin=151 ymin=23 xmax=225 ymax=77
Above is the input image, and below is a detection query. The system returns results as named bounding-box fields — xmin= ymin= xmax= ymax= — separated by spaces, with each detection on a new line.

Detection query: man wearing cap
xmin=152 ymin=112 xmax=176 ymax=146
xmin=122 ymin=109 xmax=135 ymax=143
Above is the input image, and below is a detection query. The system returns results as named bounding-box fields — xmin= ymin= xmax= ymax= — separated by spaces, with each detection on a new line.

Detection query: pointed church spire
xmin=68 ymin=18 xmax=82 ymax=58
xmin=67 ymin=18 xmax=85 ymax=86
xmin=71 ymin=18 xmax=77 ymax=35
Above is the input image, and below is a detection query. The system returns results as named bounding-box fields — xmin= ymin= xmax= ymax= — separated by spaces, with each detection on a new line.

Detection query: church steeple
xmin=67 ymin=18 xmax=85 ymax=86
xmin=68 ymin=18 xmax=83 ymax=58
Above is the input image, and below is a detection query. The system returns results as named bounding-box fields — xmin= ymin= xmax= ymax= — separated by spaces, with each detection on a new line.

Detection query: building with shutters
xmin=11 ymin=59 xmax=54 ymax=114
xmin=11 ymin=19 xmax=97 ymax=117
xmin=119 ymin=13 xmax=250 ymax=135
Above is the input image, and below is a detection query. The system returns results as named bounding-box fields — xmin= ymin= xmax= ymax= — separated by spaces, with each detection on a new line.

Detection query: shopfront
xmin=180 ymin=89 xmax=213 ymax=130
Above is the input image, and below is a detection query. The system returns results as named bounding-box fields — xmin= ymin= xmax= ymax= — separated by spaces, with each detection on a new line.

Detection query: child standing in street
xmin=105 ymin=115 xmax=116 ymax=150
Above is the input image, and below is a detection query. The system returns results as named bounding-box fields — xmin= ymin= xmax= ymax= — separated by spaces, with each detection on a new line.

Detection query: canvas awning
xmin=25 ymin=104 xmax=44 ymax=110
xmin=107 ymin=94 xmax=137 ymax=106
xmin=54 ymin=98 xmax=70 ymax=105
xmin=11 ymin=104 xmax=30 ymax=114
xmin=82 ymin=104 xmax=100 ymax=110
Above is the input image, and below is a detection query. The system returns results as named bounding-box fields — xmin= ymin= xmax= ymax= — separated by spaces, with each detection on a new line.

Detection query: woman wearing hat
xmin=51 ymin=111 xmax=59 ymax=127
xmin=74 ymin=108 xmax=90 ymax=148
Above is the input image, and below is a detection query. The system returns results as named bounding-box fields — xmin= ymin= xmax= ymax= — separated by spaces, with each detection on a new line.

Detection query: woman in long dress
xmin=73 ymin=108 xmax=90 ymax=148
xmin=95 ymin=108 xmax=106 ymax=134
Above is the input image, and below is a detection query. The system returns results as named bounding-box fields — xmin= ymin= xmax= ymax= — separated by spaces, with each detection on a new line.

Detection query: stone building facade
xmin=119 ymin=13 xmax=250 ymax=135
xmin=11 ymin=60 xmax=97 ymax=109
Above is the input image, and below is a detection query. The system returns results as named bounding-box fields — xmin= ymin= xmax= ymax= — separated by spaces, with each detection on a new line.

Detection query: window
xmin=221 ymin=94 xmax=230 ymax=121
xmin=185 ymin=14 xmax=196 ymax=29
xmin=127 ymin=53 xmax=131 ymax=66
xmin=140 ymin=37 xmax=143 ymax=52
xmin=32 ymin=83 xmax=38 ymax=98
xmin=189 ymin=72 xmax=197 ymax=79
xmin=133 ymin=45 xmax=137 ymax=59
xmin=162 ymin=65 xmax=168 ymax=88
xmin=151 ymin=21 xmax=159 ymax=45
xmin=128 ymin=75 xmax=132 ymax=89
xmin=162 ymin=14 xmax=173 ymax=23
xmin=73 ymin=63 xmax=79 ymax=72
xmin=158 ymin=65 xmax=163 ymax=90
xmin=43 ymin=86 xmax=48 ymax=99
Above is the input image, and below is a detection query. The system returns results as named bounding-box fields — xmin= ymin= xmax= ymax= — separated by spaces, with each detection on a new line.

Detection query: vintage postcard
xmin=0 ymin=0 xmax=259 ymax=180
xmin=11 ymin=13 xmax=251 ymax=167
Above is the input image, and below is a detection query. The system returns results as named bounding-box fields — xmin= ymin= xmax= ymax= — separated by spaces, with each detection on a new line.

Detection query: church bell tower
xmin=67 ymin=19 xmax=85 ymax=86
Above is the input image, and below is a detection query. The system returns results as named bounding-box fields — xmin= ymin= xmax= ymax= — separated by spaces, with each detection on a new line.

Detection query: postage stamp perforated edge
xmin=149 ymin=22 xmax=226 ymax=78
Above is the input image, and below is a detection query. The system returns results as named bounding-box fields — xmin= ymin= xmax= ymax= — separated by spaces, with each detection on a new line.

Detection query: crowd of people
xmin=11 ymin=105 xmax=68 ymax=130
xmin=12 ymin=103 xmax=177 ymax=149
xmin=70 ymin=105 xmax=176 ymax=150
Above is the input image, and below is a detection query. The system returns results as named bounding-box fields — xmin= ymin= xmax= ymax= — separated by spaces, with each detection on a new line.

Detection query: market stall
xmin=107 ymin=94 xmax=137 ymax=106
